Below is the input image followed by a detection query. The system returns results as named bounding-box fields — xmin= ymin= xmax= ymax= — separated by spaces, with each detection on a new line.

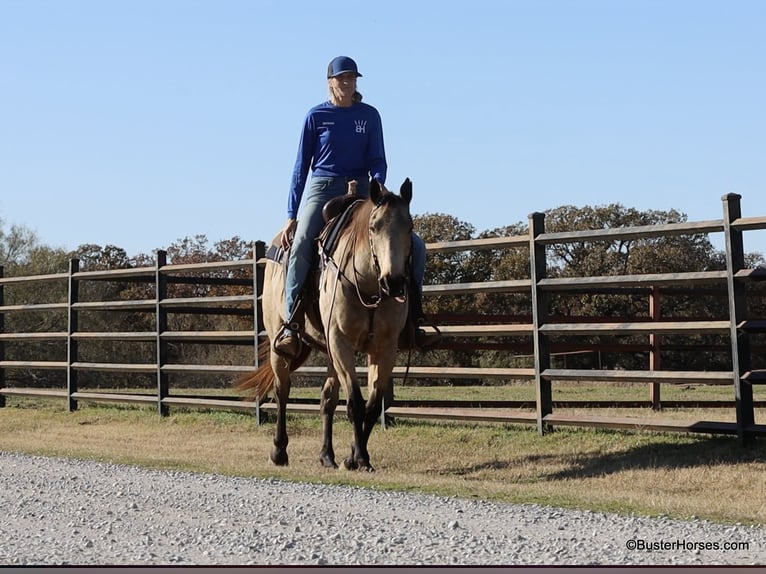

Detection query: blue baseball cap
xmin=327 ymin=56 xmax=362 ymax=78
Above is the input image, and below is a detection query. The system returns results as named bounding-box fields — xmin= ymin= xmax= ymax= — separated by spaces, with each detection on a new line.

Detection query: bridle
xmin=324 ymin=198 xmax=412 ymax=310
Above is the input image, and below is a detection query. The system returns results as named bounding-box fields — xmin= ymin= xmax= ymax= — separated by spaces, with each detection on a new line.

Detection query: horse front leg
xmin=330 ymin=337 xmax=373 ymax=472
xmin=343 ymin=384 xmax=371 ymax=471
xmin=363 ymin=348 xmax=397 ymax=442
xmin=269 ymin=353 xmax=291 ymax=466
xmin=319 ymin=372 xmax=339 ymax=468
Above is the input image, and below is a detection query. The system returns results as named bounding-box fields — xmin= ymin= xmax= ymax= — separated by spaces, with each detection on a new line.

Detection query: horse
xmin=236 ymin=178 xmax=414 ymax=471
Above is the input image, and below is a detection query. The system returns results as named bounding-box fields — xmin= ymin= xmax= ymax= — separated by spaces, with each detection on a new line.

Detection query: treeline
xmin=1 ymin=205 xmax=765 ymax=389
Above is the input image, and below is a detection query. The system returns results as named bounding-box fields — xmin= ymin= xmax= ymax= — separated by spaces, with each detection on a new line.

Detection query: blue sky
xmin=2 ymin=0 xmax=765 ymax=258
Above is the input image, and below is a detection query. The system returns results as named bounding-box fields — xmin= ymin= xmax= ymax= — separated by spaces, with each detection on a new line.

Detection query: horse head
xmin=367 ymin=178 xmax=414 ymax=302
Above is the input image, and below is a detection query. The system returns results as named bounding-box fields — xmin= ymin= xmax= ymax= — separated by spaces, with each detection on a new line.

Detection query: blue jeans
xmin=284 ymin=176 xmax=427 ymax=323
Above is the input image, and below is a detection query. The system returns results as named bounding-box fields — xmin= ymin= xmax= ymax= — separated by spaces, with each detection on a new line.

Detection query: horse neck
xmin=340 ymin=204 xmax=378 ymax=290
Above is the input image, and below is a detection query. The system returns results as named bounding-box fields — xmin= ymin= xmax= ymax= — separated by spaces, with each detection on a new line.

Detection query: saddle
xmin=264 ymin=194 xmax=363 ymax=266
xmin=317 ymin=194 xmax=363 ymax=258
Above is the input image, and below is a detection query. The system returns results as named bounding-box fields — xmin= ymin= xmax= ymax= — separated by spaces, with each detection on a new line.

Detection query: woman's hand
xmin=280 ymin=218 xmax=297 ymax=249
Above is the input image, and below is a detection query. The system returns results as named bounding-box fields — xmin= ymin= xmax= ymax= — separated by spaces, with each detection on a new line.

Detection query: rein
xmin=324 ymin=201 xmax=393 ymax=311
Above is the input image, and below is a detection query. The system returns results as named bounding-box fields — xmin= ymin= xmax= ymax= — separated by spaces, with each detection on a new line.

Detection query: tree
xmin=1 ymin=217 xmax=40 ymax=267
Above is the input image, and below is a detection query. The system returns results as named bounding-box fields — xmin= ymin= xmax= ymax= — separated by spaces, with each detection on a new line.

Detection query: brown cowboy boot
xmin=415 ymin=322 xmax=441 ymax=350
xmin=414 ymin=322 xmax=441 ymax=350
xmin=273 ymin=325 xmax=301 ymax=359
xmin=273 ymin=304 xmax=305 ymax=359
xmin=409 ymin=287 xmax=441 ymax=351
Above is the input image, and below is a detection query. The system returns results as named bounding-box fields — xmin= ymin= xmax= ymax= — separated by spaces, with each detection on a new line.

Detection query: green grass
xmin=2 ymin=386 xmax=766 ymax=527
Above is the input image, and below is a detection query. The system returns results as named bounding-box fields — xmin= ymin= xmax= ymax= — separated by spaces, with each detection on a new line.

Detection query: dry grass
xmin=2 ymin=388 xmax=766 ymax=527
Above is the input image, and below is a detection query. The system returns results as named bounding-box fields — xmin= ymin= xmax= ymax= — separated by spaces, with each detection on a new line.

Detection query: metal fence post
xmin=67 ymin=258 xmax=80 ymax=412
xmin=649 ymin=286 xmax=662 ymax=410
xmin=529 ymin=212 xmax=552 ymax=435
xmin=380 ymin=394 xmax=386 ymax=430
xmin=0 ymin=265 xmax=5 ymax=408
xmin=252 ymin=241 xmax=266 ymax=424
xmin=252 ymin=241 xmax=265 ymax=369
xmin=156 ymin=250 xmax=169 ymax=417
xmin=721 ymin=193 xmax=755 ymax=445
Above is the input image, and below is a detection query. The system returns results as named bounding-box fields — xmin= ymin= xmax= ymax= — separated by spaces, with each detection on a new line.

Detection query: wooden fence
xmin=1 ymin=193 xmax=766 ymax=444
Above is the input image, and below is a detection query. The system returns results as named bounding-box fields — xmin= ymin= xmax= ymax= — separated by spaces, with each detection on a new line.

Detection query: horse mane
xmin=344 ymin=190 xmax=404 ymax=245
xmin=346 ymin=197 xmax=373 ymax=244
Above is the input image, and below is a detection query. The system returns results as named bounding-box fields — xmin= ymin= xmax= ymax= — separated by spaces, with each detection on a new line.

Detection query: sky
xmin=2 ymin=0 xmax=765 ymax=259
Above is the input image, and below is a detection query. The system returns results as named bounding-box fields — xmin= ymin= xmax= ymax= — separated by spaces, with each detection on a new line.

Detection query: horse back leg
xmin=319 ymin=371 xmax=339 ymax=468
xmin=269 ymin=351 xmax=292 ymax=466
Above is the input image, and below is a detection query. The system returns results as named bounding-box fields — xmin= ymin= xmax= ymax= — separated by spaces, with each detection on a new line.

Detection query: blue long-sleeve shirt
xmin=287 ymin=101 xmax=387 ymax=219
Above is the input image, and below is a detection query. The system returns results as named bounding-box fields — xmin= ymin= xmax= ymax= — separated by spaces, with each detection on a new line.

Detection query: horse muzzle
xmin=380 ymin=275 xmax=408 ymax=303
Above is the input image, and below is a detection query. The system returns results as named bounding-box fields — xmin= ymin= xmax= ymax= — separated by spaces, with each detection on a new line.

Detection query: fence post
xmin=529 ymin=212 xmax=552 ymax=435
xmin=252 ymin=241 xmax=266 ymax=424
xmin=721 ymin=193 xmax=755 ymax=445
xmin=155 ymin=250 xmax=169 ymax=417
xmin=67 ymin=258 xmax=80 ymax=412
xmin=0 ymin=265 xmax=5 ymax=408
xmin=252 ymin=241 xmax=265 ymax=368
xmin=649 ymin=286 xmax=662 ymax=410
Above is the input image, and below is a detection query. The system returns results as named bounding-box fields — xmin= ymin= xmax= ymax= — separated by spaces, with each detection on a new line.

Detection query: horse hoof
xmin=356 ymin=461 xmax=375 ymax=472
xmin=320 ymin=454 xmax=338 ymax=469
xmin=343 ymin=457 xmax=374 ymax=472
xmin=271 ymin=449 xmax=289 ymax=466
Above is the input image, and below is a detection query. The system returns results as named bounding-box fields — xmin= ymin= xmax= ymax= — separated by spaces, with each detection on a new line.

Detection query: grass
xmin=2 ymin=384 xmax=766 ymax=527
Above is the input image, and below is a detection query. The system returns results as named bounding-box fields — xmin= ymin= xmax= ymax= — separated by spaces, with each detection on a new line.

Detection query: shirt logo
xmin=355 ymin=120 xmax=367 ymax=134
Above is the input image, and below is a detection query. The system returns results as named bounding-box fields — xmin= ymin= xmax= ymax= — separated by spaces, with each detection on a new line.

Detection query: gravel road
xmin=1 ymin=451 xmax=764 ymax=566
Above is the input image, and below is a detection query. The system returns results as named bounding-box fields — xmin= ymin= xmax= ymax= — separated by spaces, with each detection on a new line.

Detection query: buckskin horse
xmin=236 ymin=179 xmax=414 ymax=471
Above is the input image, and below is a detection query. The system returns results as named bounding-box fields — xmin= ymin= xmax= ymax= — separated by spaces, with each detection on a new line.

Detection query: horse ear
xmin=370 ymin=179 xmax=383 ymax=204
xmin=400 ymin=178 xmax=412 ymax=204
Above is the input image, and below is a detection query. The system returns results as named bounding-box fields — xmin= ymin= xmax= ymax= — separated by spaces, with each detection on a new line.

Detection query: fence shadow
xmin=435 ymin=431 xmax=766 ymax=481
xmin=538 ymin=434 xmax=766 ymax=481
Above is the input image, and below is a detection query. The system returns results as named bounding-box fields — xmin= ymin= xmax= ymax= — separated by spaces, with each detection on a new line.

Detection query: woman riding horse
xmin=275 ymin=56 xmax=439 ymax=358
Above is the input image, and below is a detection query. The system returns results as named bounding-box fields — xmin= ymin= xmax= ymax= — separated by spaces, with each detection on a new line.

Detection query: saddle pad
xmin=318 ymin=199 xmax=364 ymax=258
xmin=265 ymin=243 xmax=287 ymax=265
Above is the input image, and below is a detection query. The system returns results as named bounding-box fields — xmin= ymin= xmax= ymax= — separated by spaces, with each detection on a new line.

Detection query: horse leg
xmin=343 ymin=384 xmax=372 ymax=471
xmin=319 ymin=372 xmax=339 ymax=468
xmin=330 ymin=338 xmax=372 ymax=471
xmin=269 ymin=352 xmax=291 ymax=466
xmin=362 ymin=348 xmax=397 ymax=443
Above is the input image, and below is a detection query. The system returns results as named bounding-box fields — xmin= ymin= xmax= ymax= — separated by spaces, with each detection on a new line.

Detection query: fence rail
xmin=2 ymin=193 xmax=766 ymax=442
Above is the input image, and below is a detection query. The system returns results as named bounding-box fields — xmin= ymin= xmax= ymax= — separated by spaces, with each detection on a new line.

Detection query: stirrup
xmin=273 ymin=322 xmax=302 ymax=359
xmin=415 ymin=323 xmax=442 ymax=350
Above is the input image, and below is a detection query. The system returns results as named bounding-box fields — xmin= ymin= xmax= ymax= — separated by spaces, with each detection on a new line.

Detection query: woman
xmin=275 ymin=55 xmax=439 ymax=358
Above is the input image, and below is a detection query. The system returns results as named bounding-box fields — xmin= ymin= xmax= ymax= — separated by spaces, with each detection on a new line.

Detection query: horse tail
xmin=234 ymin=339 xmax=275 ymax=402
